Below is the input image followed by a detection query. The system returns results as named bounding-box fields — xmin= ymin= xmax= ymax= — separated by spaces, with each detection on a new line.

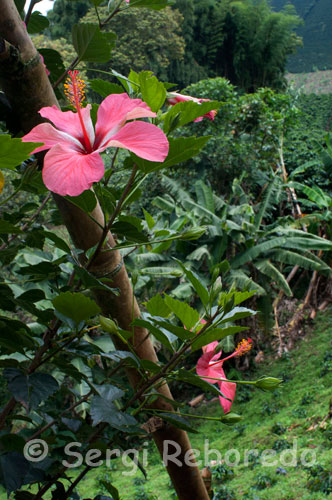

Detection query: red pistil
xmin=64 ymin=71 xmax=92 ymax=153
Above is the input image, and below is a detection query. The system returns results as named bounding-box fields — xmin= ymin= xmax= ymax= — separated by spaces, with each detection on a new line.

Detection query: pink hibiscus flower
xmin=166 ymin=92 xmax=217 ymax=122
xmin=22 ymin=71 xmax=169 ymax=196
xmin=196 ymin=338 xmax=252 ymax=414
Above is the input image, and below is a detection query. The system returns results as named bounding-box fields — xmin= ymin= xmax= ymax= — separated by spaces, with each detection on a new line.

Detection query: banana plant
xmin=128 ymin=173 xmax=332 ymax=325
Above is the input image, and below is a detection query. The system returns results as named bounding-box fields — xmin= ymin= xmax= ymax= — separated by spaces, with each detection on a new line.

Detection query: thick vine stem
xmin=0 ymin=2 xmax=209 ymax=498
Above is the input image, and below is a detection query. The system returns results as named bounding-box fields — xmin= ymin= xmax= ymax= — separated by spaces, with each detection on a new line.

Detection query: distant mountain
xmin=271 ymin=0 xmax=332 ymax=72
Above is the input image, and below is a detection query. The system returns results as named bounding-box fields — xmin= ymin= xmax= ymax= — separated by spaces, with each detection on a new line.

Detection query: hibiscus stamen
xmin=234 ymin=338 xmax=253 ymax=357
xmin=209 ymin=338 xmax=253 ymax=367
xmin=64 ymin=71 xmax=92 ymax=153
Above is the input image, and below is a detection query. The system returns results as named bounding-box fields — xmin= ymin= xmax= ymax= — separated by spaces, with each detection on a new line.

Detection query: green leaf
xmin=43 ymin=231 xmax=71 ymax=253
xmin=174 ymin=259 xmax=209 ymax=308
xmin=138 ymin=71 xmax=166 ymax=112
xmin=0 ymin=220 xmax=21 ymax=235
xmin=132 ymin=318 xmax=176 ymax=351
xmin=160 ymin=413 xmax=198 ymax=433
xmin=149 ymin=319 xmax=194 ymax=341
xmin=129 ymin=0 xmax=171 ymax=10
xmin=219 ymin=307 xmax=255 ymax=324
xmin=4 ymin=369 xmax=58 ymax=411
xmin=89 ymin=79 xmax=124 ymax=97
xmin=134 ymin=136 xmax=211 ymax=173
xmin=0 ymin=135 xmax=42 ymax=171
xmin=52 ymin=292 xmax=101 ymax=326
xmin=256 ymin=260 xmax=292 ymax=297
xmin=163 ymin=100 xmax=221 ymax=134
xmin=163 ymin=294 xmax=200 ymax=330
xmin=26 ymin=11 xmax=49 ymax=34
xmin=99 ymin=481 xmax=120 ymax=500
xmin=74 ymin=265 xmax=120 ymax=294
xmin=112 ymin=221 xmax=148 ymax=242
xmin=191 ymin=326 xmax=248 ymax=352
xmin=90 ymin=396 xmax=137 ymax=430
xmin=0 ymin=319 xmax=35 ymax=354
xmin=143 ymin=208 xmax=156 ymax=230
xmin=38 ymin=48 xmax=65 ymax=82
xmin=72 ymin=24 xmax=116 ymax=63
xmin=144 ymin=294 xmax=170 ymax=317
xmin=65 ymin=190 xmax=97 ymax=214
xmin=0 ymin=452 xmax=30 ymax=494
xmin=174 ymin=370 xmax=225 ymax=397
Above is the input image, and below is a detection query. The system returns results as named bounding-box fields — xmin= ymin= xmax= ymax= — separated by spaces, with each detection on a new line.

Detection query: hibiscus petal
xmin=42 ymin=144 xmax=104 ymax=196
xmin=103 ymin=121 xmax=169 ymax=162
xmin=196 ymin=350 xmax=223 ymax=382
xmin=95 ymin=94 xmax=156 ymax=148
xmin=202 ymin=341 xmax=221 ymax=356
xmin=40 ymin=105 xmax=94 ymax=147
xmin=218 ymin=375 xmax=236 ymax=414
xmin=22 ymin=123 xmax=83 ymax=153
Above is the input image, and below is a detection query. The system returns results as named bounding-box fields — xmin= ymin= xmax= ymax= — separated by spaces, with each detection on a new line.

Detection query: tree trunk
xmin=0 ymin=2 xmax=209 ymax=498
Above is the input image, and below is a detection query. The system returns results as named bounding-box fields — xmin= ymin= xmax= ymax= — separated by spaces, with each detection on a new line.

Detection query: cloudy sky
xmin=36 ymin=0 xmax=54 ymax=15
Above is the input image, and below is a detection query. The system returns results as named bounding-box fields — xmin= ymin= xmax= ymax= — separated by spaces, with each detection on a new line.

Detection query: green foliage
xmin=272 ymin=0 xmax=332 ymax=72
xmin=82 ymin=6 xmax=185 ymax=82
xmin=168 ymin=78 xmax=298 ymax=195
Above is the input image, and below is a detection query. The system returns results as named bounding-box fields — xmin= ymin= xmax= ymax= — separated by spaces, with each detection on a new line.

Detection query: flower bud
xmin=99 ymin=315 xmax=118 ymax=335
xmin=220 ymin=412 xmax=243 ymax=425
xmin=255 ymin=376 xmax=282 ymax=391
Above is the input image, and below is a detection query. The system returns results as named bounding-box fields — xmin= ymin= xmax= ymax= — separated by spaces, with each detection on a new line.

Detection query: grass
xmin=16 ymin=308 xmax=332 ymax=499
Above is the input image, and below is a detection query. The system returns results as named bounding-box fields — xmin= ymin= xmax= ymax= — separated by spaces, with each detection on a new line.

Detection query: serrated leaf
xmin=89 ymin=79 xmax=124 ymax=97
xmin=163 ymin=294 xmax=199 ymax=330
xmin=90 ymin=396 xmax=137 ymax=430
xmin=72 ymin=24 xmax=116 ymax=63
xmin=52 ymin=292 xmax=101 ymax=325
xmin=26 ymin=11 xmax=49 ymax=34
xmin=0 ymin=135 xmax=42 ymax=171
xmin=144 ymin=294 xmax=170 ymax=317
xmin=4 ymin=369 xmax=58 ymax=411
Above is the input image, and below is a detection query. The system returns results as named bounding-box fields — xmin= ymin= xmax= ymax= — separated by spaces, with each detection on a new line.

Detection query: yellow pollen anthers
xmin=64 ymin=70 xmax=86 ymax=109
xmin=235 ymin=338 xmax=253 ymax=357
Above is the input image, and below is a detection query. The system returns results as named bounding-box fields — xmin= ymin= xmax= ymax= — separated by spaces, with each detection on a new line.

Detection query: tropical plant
xmin=131 ymin=174 xmax=332 ymax=329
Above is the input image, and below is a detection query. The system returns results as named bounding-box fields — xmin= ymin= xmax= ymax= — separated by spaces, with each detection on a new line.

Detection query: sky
xmin=36 ymin=0 xmax=54 ymax=15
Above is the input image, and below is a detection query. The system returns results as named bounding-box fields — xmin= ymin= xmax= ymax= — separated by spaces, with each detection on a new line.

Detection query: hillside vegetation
xmin=57 ymin=309 xmax=332 ymax=499
xmin=272 ymin=0 xmax=332 ymax=72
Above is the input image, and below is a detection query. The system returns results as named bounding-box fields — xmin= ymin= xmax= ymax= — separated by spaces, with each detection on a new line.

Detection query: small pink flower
xmin=166 ymin=92 xmax=217 ymax=122
xmin=22 ymin=71 xmax=169 ymax=196
xmin=196 ymin=338 xmax=253 ymax=414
